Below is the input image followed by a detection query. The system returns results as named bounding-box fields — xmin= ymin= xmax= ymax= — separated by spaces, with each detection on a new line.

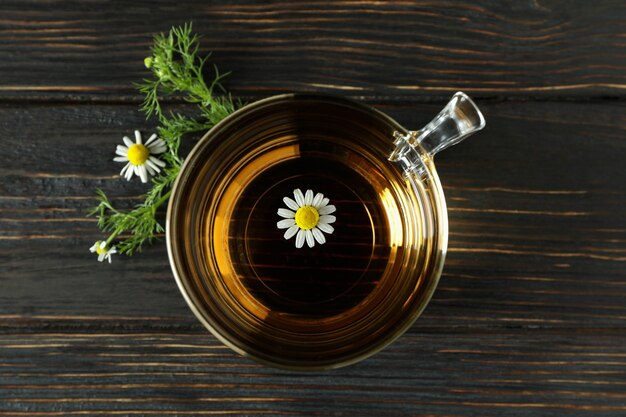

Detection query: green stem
xmin=92 ymin=23 xmax=236 ymax=258
xmin=105 ymin=231 xmax=118 ymax=247
xmin=153 ymin=190 xmax=172 ymax=211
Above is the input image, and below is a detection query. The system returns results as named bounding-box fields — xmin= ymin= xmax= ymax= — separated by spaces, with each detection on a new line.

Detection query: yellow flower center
xmin=96 ymin=244 xmax=106 ymax=255
xmin=127 ymin=144 xmax=149 ymax=165
xmin=295 ymin=206 xmax=319 ymax=230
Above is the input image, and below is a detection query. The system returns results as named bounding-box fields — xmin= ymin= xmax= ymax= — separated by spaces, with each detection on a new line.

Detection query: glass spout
xmin=390 ymin=92 xmax=485 ymax=167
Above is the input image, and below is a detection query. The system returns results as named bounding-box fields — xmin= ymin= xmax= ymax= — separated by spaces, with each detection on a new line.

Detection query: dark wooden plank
xmin=391 ymin=100 xmax=626 ymax=329
xmin=1 ymin=0 xmax=624 ymax=415
xmin=0 ymin=100 xmax=625 ymax=331
xmin=0 ymin=0 xmax=625 ymax=101
xmin=0 ymin=325 xmax=624 ymax=416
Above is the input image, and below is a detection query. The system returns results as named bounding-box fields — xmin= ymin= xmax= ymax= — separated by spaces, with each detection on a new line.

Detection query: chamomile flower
xmin=114 ymin=130 xmax=167 ymax=183
xmin=277 ymin=189 xmax=336 ymax=248
xmin=89 ymin=241 xmax=117 ymax=263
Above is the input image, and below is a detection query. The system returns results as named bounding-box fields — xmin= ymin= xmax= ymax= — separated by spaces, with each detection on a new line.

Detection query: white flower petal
xmin=283 ymin=197 xmax=299 ymax=211
xmin=116 ymin=145 xmax=128 ymax=154
xmin=120 ymin=163 xmax=132 ymax=177
xmin=149 ymin=156 xmax=166 ymax=167
xmin=305 ymin=230 xmax=315 ymax=248
xmin=320 ymin=197 xmax=329 ymax=207
xmin=319 ymin=215 xmax=336 ymax=224
xmin=148 ymin=143 xmax=167 ymax=155
xmin=319 ymin=204 xmax=336 ymax=215
xmin=317 ymin=222 xmax=334 ymax=234
xmin=123 ymin=136 xmax=133 ymax=148
xmin=147 ymin=138 xmax=166 ymax=148
xmin=89 ymin=243 xmax=98 ymax=253
xmin=293 ymin=189 xmax=305 ymax=206
xmin=284 ymin=224 xmax=299 ymax=240
xmin=277 ymin=208 xmax=295 ymax=218
xmin=304 ymin=189 xmax=313 ymax=206
xmin=295 ymin=230 xmax=305 ymax=248
xmin=144 ymin=133 xmax=158 ymax=146
xmin=145 ymin=164 xmax=156 ymax=176
xmin=107 ymin=255 xmax=112 ymax=264
xmin=113 ymin=156 xmax=128 ymax=162
xmin=125 ymin=165 xmax=134 ymax=181
xmin=312 ymin=193 xmax=324 ymax=208
xmin=138 ymin=165 xmax=148 ymax=183
xmin=145 ymin=158 xmax=161 ymax=174
xmin=135 ymin=130 xmax=142 ymax=144
xmin=277 ymin=218 xmax=296 ymax=229
xmin=312 ymin=227 xmax=326 ymax=244
xmin=99 ymin=241 xmax=106 ymax=249
xmin=98 ymin=253 xmax=105 ymax=262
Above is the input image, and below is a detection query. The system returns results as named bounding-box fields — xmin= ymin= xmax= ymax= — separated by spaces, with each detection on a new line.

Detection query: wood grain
xmin=1 ymin=100 xmax=625 ymax=330
xmin=0 ymin=0 xmax=624 ymax=101
xmin=0 ymin=325 xmax=624 ymax=416
xmin=1 ymin=0 xmax=625 ymax=415
xmin=1 ymin=101 xmax=624 ymax=416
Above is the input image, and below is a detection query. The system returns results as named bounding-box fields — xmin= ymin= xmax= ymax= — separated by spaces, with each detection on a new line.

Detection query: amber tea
xmin=227 ymin=140 xmax=407 ymax=317
xmin=167 ymin=93 xmax=484 ymax=369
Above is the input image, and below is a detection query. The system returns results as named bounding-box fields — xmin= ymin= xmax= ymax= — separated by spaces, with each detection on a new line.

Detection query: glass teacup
xmin=167 ymin=92 xmax=485 ymax=370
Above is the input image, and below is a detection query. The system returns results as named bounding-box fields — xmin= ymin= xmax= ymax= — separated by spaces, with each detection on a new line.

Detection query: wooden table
xmin=1 ymin=1 xmax=625 ymax=415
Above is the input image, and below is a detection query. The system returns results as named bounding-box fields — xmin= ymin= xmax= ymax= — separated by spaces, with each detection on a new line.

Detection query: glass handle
xmin=391 ymin=92 xmax=485 ymax=161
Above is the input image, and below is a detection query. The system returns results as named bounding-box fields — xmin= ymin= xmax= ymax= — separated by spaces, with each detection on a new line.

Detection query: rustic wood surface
xmin=1 ymin=0 xmax=625 ymax=416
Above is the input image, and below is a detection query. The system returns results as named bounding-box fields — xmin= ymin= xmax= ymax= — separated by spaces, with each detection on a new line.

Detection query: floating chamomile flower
xmin=277 ymin=189 xmax=336 ymax=248
xmin=114 ymin=130 xmax=167 ymax=183
xmin=89 ymin=241 xmax=117 ymax=263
